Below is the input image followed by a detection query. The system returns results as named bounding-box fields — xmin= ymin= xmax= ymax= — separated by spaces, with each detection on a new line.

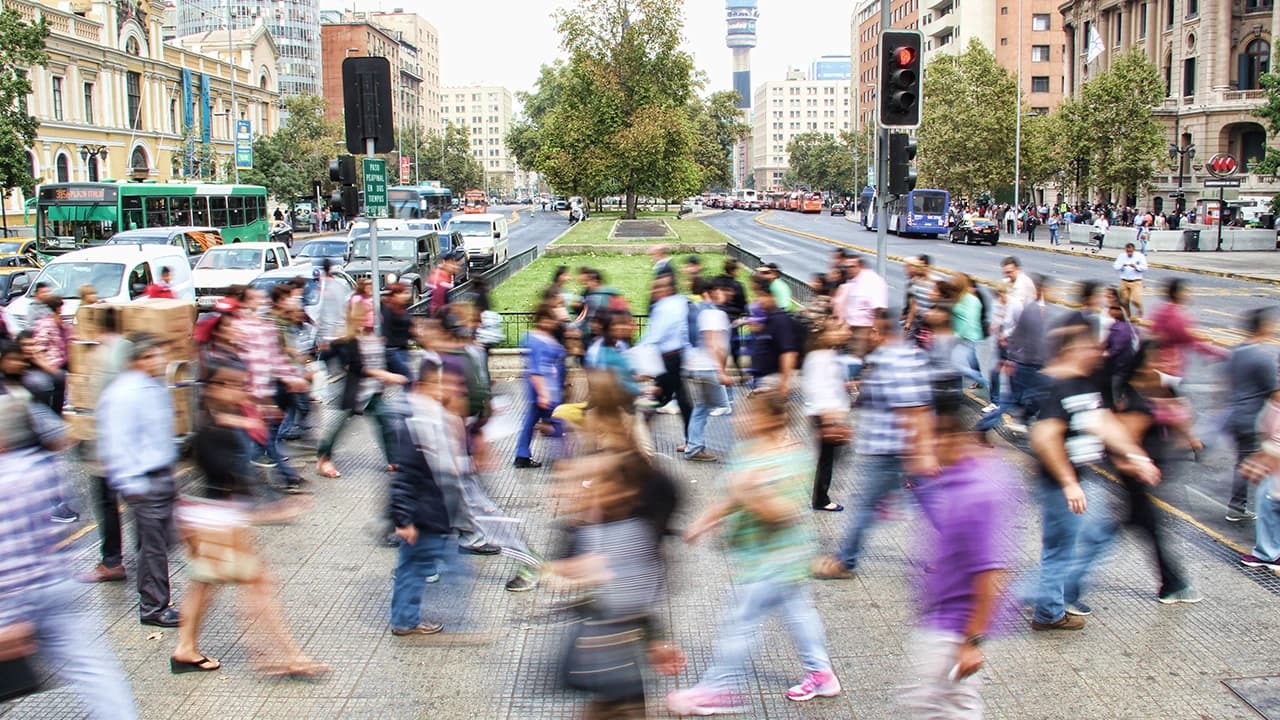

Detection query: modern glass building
xmin=177 ymin=0 xmax=322 ymax=98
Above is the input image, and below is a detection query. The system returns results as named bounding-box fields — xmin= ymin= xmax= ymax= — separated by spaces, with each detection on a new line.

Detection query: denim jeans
xmin=1062 ymin=478 xmax=1120 ymax=608
xmin=976 ymin=362 xmax=1043 ymax=431
xmin=28 ymin=579 xmax=138 ymax=719
xmin=1049 ymin=226 xmax=1059 ymax=245
xmin=698 ymin=577 xmax=832 ymax=693
xmin=1230 ymin=430 xmax=1260 ymax=513
xmin=279 ymin=391 xmax=311 ymax=439
xmin=264 ymin=420 xmax=301 ymax=484
xmin=318 ymin=393 xmax=396 ymax=464
xmin=389 ymin=532 xmax=450 ymax=631
xmin=952 ymin=341 xmax=986 ymax=389
xmin=1254 ymin=476 xmax=1280 ymax=562
xmin=386 ymin=347 xmax=412 ymax=380
xmin=515 ymin=382 xmax=563 ymax=460
xmin=684 ymin=370 xmax=726 ymax=457
xmin=837 ymin=454 xmax=910 ymax=571
xmin=1032 ymin=474 xmax=1087 ymax=624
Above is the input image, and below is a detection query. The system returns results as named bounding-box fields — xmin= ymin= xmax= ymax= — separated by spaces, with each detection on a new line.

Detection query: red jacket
xmin=143 ymin=283 xmax=176 ymax=299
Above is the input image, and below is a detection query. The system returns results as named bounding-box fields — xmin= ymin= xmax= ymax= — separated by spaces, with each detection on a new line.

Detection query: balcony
xmin=922 ymin=7 xmax=958 ymax=39
xmin=1153 ymin=89 xmax=1268 ymax=115
xmin=3 ymin=0 xmax=102 ymax=43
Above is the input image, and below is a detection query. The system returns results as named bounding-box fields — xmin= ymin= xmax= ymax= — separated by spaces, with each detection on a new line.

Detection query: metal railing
xmin=724 ymin=243 xmax=815 ymax=307
xmin=490 ymin=312 xmax=650 ymax=349
xmin=408 ymin=244 xmax=541 ymax=316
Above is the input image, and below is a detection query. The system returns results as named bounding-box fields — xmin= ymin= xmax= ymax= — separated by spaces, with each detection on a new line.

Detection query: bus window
xmin=210 ymin=196 xmax=228 ymax=227
xmin=228 ymin=196 xmax=245 ymax=226
xmin=257 ymin=196 xmax=266 ymax=219
xmin=170 ymin=196 xmax=192 ymax=225
xmin=245 ymin=196 xmax=259 ymax=224
xmin=127 ymin=263 xmax=152 ymax=299
xmin=192 ymin=197 xmax=209 ymax=226
xmin=145 ymin=196 xmax=168 ymax=227
xmin=122 ymin=195 xmax=143 ymax=230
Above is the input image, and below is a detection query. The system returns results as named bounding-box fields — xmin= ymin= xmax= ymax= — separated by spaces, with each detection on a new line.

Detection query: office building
xmin=751 ymin=70 xmax=852 ymax=190
xmin=371 ymin=11 xmax=441 ymax=134
xmin=440 ymin=86 xmax=518 ymax=195
xmin=175 ymin=0 xmax=320 ymax=98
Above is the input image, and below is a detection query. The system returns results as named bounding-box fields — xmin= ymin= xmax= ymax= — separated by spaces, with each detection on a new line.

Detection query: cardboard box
xmin=66 ymin=373 xmax=94 ymax=410
xmin=172 ymin=388 xmax=194 ymax=436
xmin=74 ymin=303 xmax=121 ymax=340
xmin=119 ymin=299 xmax=196 ymax=340
xmin=66 ymin=412 xmax=95 ymax=442
xmin=68 ymin=340 xmax=100 ymax=374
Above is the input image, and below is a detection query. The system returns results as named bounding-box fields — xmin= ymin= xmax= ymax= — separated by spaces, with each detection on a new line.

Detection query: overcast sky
xmin=321 ymin=0 xmax=855 ymax=108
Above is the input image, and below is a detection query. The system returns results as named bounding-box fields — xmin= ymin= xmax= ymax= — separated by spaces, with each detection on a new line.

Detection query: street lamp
xmin=1169 ymin=139 xmax=1196 ymax=221
xmin=78 ymin=144 xmax=108 ymax=182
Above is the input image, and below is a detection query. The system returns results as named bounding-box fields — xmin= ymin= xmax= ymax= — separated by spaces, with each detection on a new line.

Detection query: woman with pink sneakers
xmin=667 ymin=385 xmax=841 ymax=716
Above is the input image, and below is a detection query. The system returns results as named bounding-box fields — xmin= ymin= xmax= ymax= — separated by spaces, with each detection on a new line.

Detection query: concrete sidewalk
xmin=5 ymin=383 xmax=1279 ymax=719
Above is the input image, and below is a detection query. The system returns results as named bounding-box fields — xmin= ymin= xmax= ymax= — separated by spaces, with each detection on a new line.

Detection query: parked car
xmin=446 ymin=213 xmax=510 ymax=270
xmin=249 ymin=264 xmax=355 ymax=324
xmin=4 ymin=244 xmax=194 ymax=334
xmin=0 ymin=266 xmax=40 ymax=307
xmin=949 ymin=217 xmax=1001 ymax=246
xmin=829 ymin=203 xmax=847 ymax=217
xmin=270 ymin=220 xmax=294 ymax=248
xmin=0 ymin=238 xmax=42 ymax=268
xmin=342 ymin=231 xmax=439 ymax=305
xmin=292 ymin=236 xmax=352 ymax=264
xmin=346 ymin=218 xmax=409 ymax=240
xmin=193 ymin=242 xmax=294 ymax=309
xmin=106 ymin=226 xmax=223 ymax=267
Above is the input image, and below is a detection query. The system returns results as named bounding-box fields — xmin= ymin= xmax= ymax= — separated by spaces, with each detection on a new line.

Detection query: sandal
xmin=171 ymin=655 xmax=221 ymax=673
xmin=316 ymin=460 xmax=341 ymax=478
xmin=262 ymin=659 xmax=330 ymax=679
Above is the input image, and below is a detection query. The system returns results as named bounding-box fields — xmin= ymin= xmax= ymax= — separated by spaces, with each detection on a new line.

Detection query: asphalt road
xmin=494 ymin=204 xmax=574 ymax=257
xmin=704 ymin=208 xmax=1264 ymax=556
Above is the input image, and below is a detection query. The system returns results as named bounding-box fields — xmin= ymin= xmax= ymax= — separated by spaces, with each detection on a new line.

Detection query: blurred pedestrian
xmin=30 ymin=295 xmax=68 ymax=414
xmin=381 ymin=282 xmax=413 ymax=378
xmin=143 ymin=266 xmax=177 ymax=299
xmin=514 ymin=303 xmax=566 ymax=468
xmin=1237 ymin=389 xmax=1280 ymax=570
xmin=1223 ymin=307 xmax=1277 ymax=523
xmin=747 ymin=274 xmax=800 ymax=398
xmin=1113 ymin=244 xmax=1147 ymax=320
xmin=715 ymin=258 xmax=749 ymax=372
xmin=803 ymin=317 xmax=852 ymax=512
xmin=638 ymin=274 xmax=692 ymax=442
xmin=832 ymin=253 xmax=888 ymax=357
xmin=682 ymin=278 xmax=732 ymax=463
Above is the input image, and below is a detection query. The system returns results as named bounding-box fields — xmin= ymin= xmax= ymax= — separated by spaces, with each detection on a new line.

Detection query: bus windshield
xmin=914 ymin=192 xmax=948 ymax=215
xmin=36 ymin=262 xmax=125 ymax=299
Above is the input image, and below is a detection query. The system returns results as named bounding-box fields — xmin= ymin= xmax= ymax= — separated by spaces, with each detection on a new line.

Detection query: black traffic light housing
xmin=331 ymin=186 xmax=360 ymax=216
xmin=329 ymin=156 xmax=356 ymax=185
xmin=342 ymin=56 xmax=395 ymax=155
xmin=879 ymin=30 xmax=924 ymax=129
xmin=888 ymin=132 xmax=918 ymax=196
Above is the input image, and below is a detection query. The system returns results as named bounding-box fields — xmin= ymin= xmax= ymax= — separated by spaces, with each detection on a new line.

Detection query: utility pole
xmin=875 ymin=0 xmax=890 ymax=277
xmin=227 ymin=0 xmax=239 ymax=184
xmin=1012 ymin=0 xmax=1022 ymax=209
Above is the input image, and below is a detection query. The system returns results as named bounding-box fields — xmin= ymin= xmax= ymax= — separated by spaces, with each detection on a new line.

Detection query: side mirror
xmin=493 ymin=230 xmax=500 ymax=239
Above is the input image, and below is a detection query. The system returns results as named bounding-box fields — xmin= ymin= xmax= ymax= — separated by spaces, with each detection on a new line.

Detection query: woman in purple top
xmin=514 ymin=303 xmax=566 ymax=468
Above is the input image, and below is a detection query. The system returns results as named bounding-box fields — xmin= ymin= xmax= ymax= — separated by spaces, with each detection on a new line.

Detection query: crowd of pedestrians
xmin=1 ymin=232 xmax=1278 ymax=719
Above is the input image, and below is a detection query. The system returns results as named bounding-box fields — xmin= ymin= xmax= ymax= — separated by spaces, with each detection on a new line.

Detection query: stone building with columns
xmin=1060 ymin=0 xmax=1278 ymax=215
xmin=5 ymin=0 xmax=280 ymax=228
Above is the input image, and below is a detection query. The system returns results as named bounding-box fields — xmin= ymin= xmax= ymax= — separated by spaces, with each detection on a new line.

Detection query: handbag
xmin=175 ymin=498 xmax=260 ymax=585
xmin=819 ymin=411 xmax=852 ymax=445
xmin=560 ymin=612 xmax=648 ymax=699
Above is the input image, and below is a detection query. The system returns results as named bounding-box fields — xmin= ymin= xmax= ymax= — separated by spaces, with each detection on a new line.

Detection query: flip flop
xmin=316 ymin=461 xmax=341 ymax=478
xmin=261 ymin=660 xmax=331 ymax=680
xmin=170 ymin=655 xmax=221 ymax=673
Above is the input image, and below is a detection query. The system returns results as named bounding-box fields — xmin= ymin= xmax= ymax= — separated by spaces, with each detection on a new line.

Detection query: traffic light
xmin=329 ymin=155 xmax=356 ymax=185
xmin=879 ymin=30 xmax=924 ymax=129
xmin=888 ymin=132 xmax=917 ymax=196
xmin=331 ymin=186 xmax=360 ymax=215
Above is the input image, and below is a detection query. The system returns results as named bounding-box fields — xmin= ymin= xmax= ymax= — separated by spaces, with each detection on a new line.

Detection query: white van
xmin=347 ymin=218 xmax=409 ymax=240
xmin=192 ymin=241 xmax=293 ymax=309
xmin=3 ymin=245 xmax=194 ymax=334
xmin=445 ymin=213 xmax=510 ymax=269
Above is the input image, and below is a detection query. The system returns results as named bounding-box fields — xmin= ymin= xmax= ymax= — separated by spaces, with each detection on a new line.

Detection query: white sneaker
xmin=1004 ymin=420 xmax=1028 ymax=435
xmin=980 ymin=403 xmax=999 ymax=414
xmin=710 ymin=405 xmax=732 ymax=417
xmin=656 ymin=400 xmax=680 ymax=415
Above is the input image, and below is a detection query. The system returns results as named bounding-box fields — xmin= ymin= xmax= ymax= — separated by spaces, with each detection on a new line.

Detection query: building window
xmin=1241 ymin=39 xmax=1270 ymax=90
xmin=1164 ymin=51 xmax=1173 ymax=95
xmin=55 ymin=153 xmax=69 ymax=182
xmin=1246 ymin=0 xmax=1274 ymax=10
xmin=1032 ymin=45 xmax=1050 ymax=61
xmin=126 ymin=71 xmax=142 ymax=130
xmin=1186 ymin=0 xmax=1197 ymax=17
xmin=1114 ymin=15 xmax=1122 ymax=45
xmin=83 ymin=82 xmax=94 ymax=125
xmin=1031 ymin=106 xmax=1050 ymax=115
xmin=1031 ymin=76 xmax=1050 ymax=93
xmin=1183 ymin=57 xmax=1196 ymax=96
xmin=1139 ymin=3 xmax=1148 ymax=37
xmin=1000 ymin=5 xmax=1008 ymax=13
xmin=51 ymin=77 xmax=63 ymax=121
xmin=1166 ymin=0 xmax=1174 ymax=27
xmin=1032 ymin=13 xmax=1050 ymax=30
xmin=1001 ymin=37 xmax=1008 ymax=46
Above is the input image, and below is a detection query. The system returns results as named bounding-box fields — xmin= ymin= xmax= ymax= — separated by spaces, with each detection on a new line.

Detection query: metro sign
xmin=1206 ymin=153 xmax=1239 ymax=178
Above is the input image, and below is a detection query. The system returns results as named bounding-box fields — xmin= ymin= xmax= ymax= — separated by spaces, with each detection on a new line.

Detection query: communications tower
xmin=725 ymin=0 xmax=759 ymax=189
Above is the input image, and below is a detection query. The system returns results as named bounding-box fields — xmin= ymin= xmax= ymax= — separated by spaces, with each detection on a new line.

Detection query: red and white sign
xmin=1207 ymin=153 xmax=1239 ymax=178
xmin=399 ymin=156 xmax=411 ymax=184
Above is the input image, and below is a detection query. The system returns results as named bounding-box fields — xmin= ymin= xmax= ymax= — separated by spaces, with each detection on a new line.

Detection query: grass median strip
xmin=550 ymin=216 xmax=735 ymax=245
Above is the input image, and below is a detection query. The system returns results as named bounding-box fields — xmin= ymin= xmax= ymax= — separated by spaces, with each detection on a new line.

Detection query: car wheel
xmin=410 ymin=283 xmax=421 ymax=305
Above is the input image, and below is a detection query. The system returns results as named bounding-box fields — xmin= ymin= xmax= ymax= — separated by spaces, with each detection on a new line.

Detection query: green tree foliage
xmin=1059 ymin=50 xmax=1165 ymax=201
xmin=1251 ymin=41 xmax=1280 ymax=213
xmin=918 ymin=39 xmax=1018 ymax=197
xmin=784 ymin=131 xmax=863 ymax=197
xmin=0 ymin=10 xmax=49 ymax=200
xmin=688 ymin=90 xmax=749 ymax=191
xmin=240 ymin=94 xmax=340 ymax=208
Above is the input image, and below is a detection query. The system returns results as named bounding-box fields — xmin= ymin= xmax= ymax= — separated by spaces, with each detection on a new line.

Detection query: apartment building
xmin=751 ymin=70 xmax=853 ymax=191
xmin=440 ymin=86 xmax=518 ymax=195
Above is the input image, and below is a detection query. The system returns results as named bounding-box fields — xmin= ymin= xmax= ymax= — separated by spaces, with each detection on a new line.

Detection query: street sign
xmin=363 ymin=158 xmax=388 ymax=218
xmin=1204 ymin=178 xmax=1242 ymax=188
xmin=235 ymin=119 xmax=253 ymax=170
xmin=399 ymin=156 xmax=411 ymax=185
xmin=1207 ymin=153 xmax=1239 ymax=178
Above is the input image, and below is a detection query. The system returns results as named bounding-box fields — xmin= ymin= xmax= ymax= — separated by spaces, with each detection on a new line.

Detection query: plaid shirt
xmin=32 ymin=314 xmax=68 ymax=369
xmin=0 ymin=447 xmax=66 ymax=626
xmin=854 ymin=340 xmax=933 ymax=456
xmin=238 ymin=314 xmax=300 ymax=404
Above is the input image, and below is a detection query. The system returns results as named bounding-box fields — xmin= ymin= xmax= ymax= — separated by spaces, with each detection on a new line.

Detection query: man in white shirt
xmin=1001 ymin=256 xmax=1037 ymax=307
xmin=832 ymin=254 xmax=888 ymax=356
xmin=683 ymin=278 xmax=732 ymax=462
xmin=1091 ymin=214 xmax=1109 ymax=252
xmin=1004 ymin=207 xmax=1016 ymax=235
xmin=1113 ymin=242 xmax=1148 ymax=319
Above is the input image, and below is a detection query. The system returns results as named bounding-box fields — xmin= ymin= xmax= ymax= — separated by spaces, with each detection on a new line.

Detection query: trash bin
xmin=1183 ymin=229 xmax=1201 ymax=252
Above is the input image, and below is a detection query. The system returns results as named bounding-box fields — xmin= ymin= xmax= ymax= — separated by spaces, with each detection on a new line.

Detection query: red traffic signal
xmin=894 ymin=46 xmax=917 ymax=67
xmin=879 ymin=30 xmax=924 ymax=129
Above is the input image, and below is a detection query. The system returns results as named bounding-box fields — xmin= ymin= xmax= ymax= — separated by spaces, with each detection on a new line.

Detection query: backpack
xmin=975 ymin=286 xmax=992 ymax=339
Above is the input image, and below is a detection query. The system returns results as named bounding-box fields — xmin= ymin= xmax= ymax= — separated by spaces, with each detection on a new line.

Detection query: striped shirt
xmin=854 ymin=341 xmax=933 ymax=456
xmin=0 ymin=447 xmax=66 ymax=626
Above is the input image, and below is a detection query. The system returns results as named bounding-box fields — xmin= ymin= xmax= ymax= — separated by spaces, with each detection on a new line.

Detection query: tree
xmin=240 ymin=94 xmax=340 ymax=208
xmin=1251 ymin=41 xmax=1280 ymax=214
xmin=1062 ymin=50 xmax=1165 ymax=202
xmin=0 ymin=9 xmax=49 ymax=208
xmin=918 ymin=39 xmax=1018 ymax=198
xmin=400 ymin=122 xmax=484 ymax=193
xmin=688 ymin=90 xmax=749 ymax=191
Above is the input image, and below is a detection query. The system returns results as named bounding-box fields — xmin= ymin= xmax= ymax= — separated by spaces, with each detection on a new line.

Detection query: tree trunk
xmin=624 ymin=189 xmax=638 ymax=220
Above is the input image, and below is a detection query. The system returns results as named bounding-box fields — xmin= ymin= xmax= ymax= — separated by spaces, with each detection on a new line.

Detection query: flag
xmin=1086 ymin=23 xmax=1104 ymax=64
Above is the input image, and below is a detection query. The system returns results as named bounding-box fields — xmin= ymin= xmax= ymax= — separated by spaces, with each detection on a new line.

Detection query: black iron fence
xmin=724 ymin=243 xmax=815 ymax=307
xmin=491 ymin=312 xmax=651 ymax=349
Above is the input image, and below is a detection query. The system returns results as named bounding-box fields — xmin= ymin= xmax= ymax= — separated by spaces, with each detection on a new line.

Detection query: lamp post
xmin=78 ymin=144 xmax=108 ymax=182
xmin=225 ymin=0 xmax=239 ymax=184
xmin=1169 ymin=139 xmax=1196 ymax=225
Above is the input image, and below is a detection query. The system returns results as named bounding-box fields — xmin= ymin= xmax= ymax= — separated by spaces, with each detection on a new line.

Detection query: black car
xmin=292 ymin=236 xmax=352 ymax=264
xmin=830 ymin=203 xmax=846 ymax=216
xmin=342 ymin=231 xmax=439 ymax=305
xmin=270 ymin=220 xmax=294 ymax=248
xmin=949 ymin=217 xmax=1001 ymax=245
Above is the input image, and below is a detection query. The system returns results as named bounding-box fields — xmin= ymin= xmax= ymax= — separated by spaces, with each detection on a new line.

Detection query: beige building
xmin=371 ymin=11 xmax=441 ymax=134
xmin=5 ymin=0 xmax=281 ymax=225
xmin=440 ymin=86 xmax=518 ymax=195
xmin=1060 ymin=0 xmax=1278 ymax=211
xmin=751 ymin=70 xmax=853 ymax=191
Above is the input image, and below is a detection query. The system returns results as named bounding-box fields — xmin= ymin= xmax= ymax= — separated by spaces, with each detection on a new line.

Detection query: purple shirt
xmin=915 ymin=454 xmax=1016 ymax=635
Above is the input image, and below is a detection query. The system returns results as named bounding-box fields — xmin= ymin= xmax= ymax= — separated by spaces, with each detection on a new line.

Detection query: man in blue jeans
xmin=812 ymin=310 xmax=937 ymax=579
xmin=977 ymin=275 xmax=1049 ymax=434
xmin=682 ymin=278 xmax=732 ymax=462
xmin=1028 ymin=323 xmax=1159 ymax=630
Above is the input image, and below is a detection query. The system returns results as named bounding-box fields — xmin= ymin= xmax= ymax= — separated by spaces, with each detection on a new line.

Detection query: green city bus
xmin=35 ymin=181 xmax=270 ymax=254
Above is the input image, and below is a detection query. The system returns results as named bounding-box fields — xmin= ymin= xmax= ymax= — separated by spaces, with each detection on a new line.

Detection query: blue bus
xmin=388 ymin=184 xmax=455 ymax=226
xmin=889 ymin=189 xmax=950 ymax=237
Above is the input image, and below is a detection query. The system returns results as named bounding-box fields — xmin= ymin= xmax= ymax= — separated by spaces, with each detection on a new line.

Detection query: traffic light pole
xmin=875 ymin=0 xmax=890 ymax=278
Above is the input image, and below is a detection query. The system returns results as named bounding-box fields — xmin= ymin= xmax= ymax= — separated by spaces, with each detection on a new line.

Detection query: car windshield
xmin=352 ymin=239 xmax=416 ymax=260
xmin=446 ymin=220 xmax=494 ymax=237
xmin=251 ymin=276 xmax=320 ymax=306
xmin=35 ymin=262 xmax=125 ymax=299
xmin=0 ymin=242 xmax=24 ymax=253
xmin=297 ymin=241 xmax=347 ymax=258
xmin=107 ymin=232 xmax=170 ymax=245
xmin=196 ymin=248 xmax=263 ymax=270
xmin=971 ymin=219 xmax=995 ymax=227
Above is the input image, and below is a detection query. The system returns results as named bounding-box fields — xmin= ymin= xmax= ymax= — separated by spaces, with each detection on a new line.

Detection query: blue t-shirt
xmin=523 ymin=330 xmax=566 ymax=406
